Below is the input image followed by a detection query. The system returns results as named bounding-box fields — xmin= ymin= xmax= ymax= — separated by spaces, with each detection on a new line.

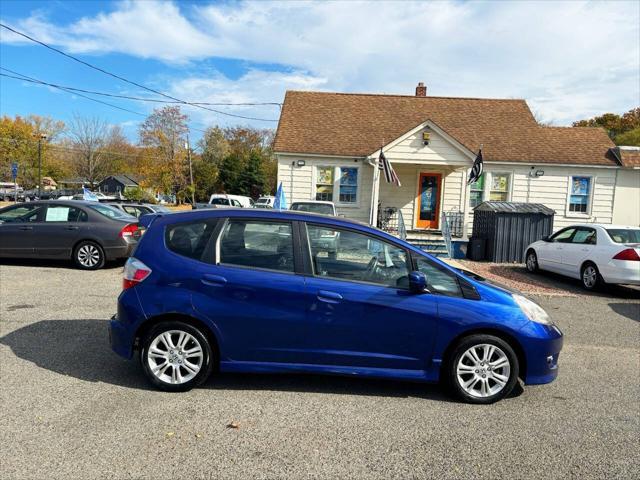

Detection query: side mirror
xmin=541 ymin=235 xmax=550 ymax=242
xmin=408 ymin=271 xmax=428 ymax=294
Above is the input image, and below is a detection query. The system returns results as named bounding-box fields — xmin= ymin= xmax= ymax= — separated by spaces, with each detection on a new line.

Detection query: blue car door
xmin=301 ymin=224 xmax=439 ymax=372
xmin=190 ymin=218 xmax=308 ymax=364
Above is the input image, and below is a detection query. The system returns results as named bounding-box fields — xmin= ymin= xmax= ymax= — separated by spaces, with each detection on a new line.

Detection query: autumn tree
xmin=573 ymin=107 xmax=640 ymax=145
xmin=139 ymin=106 xmax=189 ymax=201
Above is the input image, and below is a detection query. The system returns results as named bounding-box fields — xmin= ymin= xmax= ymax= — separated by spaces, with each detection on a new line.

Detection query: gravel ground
xmin=0 ymin=261 xmax=639 ymax=480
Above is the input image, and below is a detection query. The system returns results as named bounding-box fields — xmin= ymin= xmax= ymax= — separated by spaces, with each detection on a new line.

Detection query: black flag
xmin=467 ymin=149 xmax=483 ymax=185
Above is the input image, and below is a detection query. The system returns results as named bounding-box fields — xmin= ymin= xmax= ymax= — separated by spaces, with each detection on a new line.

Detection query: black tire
xmin=140 ymin=321 xmax=214 ymax=392
xmin=447 ymin=334 xmax=519 ymax=404
xmin=525 ymin=249 xmax=538 ymax=273
xmin=580 ymin=262 xmax=602 ymax=291
xmin=73 ymin=240 xmax=105 ymax=270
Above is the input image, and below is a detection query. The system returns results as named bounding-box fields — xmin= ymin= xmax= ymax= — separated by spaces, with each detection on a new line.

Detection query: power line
xmin=0 ymin=69 xmax=208 ymax=134
xmin=0 ymin=23 xmax=279 ymax=122
xmin=1 ymin=66 xmax=281 ymax=107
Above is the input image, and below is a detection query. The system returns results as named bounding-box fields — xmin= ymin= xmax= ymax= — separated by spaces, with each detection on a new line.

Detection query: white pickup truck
xmin=192 ymin=194 xmax=254 ymax=210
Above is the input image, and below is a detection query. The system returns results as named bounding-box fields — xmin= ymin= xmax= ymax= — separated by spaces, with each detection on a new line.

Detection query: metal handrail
xmin=441 ymin=211 xmax=453 ymax=257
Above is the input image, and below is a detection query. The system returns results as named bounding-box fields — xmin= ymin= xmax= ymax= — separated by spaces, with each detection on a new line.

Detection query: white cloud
xmin=2 ymin=0 xmax=638 ymax=125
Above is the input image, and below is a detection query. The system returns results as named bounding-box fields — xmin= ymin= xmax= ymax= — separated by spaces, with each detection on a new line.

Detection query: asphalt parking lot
xmin=1 ymin=261 xmax=638 ymax=479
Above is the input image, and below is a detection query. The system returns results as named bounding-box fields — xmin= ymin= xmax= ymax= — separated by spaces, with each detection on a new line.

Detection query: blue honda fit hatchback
xmin=110 ymin=209 xmax=563 ymax=404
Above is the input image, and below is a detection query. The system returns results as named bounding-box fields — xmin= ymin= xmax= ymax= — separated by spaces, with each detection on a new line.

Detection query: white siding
xmin=277 ymin=155 xmax=373 ymax=224
xmin=466 ymin=165 xmax=619 ymax=235
xmin=613 ymin=169 xmax=640 ymax=226
xmin=385 ymin=129 xmax=471 ymax=166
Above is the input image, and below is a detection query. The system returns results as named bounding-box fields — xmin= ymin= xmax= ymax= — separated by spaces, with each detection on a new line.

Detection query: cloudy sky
xmin=1 ymin=0 xmax=638 ymax=140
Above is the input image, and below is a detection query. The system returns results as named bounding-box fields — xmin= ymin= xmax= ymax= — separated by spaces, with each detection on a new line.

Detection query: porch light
xmin=296 ymin=160 xmax=306 ymax=167
xmin=422 ymin=131 xmax=430 ymax=145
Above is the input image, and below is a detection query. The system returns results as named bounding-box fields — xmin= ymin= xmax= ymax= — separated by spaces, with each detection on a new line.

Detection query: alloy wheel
xmin=147 ymin=330 xmax=204 ymax=385
xmin=526 ymin=252 xmax=537 ymax=272
xmin=77 ymin=244 xmax=101 ymax=267
xmin=456 ymin=344 xmax=511 ymax=398
xmin=582 ymin=266 xmax=597 ymax=288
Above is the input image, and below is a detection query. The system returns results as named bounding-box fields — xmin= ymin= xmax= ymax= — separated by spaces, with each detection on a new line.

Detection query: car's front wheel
xmin=141 ymin=321 xmax=214 ymax=392
xmin=448 ymin=335 xmax=519 ymax=404
xmin=73 ymin=241 xmax=105 ymax=270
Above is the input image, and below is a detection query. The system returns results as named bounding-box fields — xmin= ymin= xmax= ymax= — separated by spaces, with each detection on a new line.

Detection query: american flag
xmin=467 ymin=148 xmax=483 ymax=185
xmin=378 ymin=148 xmax=401 ymax=187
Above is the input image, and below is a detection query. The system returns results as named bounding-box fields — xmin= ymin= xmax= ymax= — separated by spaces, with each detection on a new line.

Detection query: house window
xmin=569 ymin=176 xmax=591 ymax=213
xmin=469 ymin=174 xmax=484 ymax=208
xmin=339 ymin=167 xmax=358 ymax=203
xmin=489 ymin=173 xmax=510 ymax=201
xmin=315 ymin=167 xmax=334 ymax=201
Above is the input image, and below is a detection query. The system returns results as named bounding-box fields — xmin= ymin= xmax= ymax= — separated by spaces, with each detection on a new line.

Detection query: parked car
xmin=71 ymin=191 xmax=117 ymax=201
xmin=192 ymin=194 xmax=251 ymax=210
xmin=0 ymin=200 xmax=142 ymax=269
xmin=291 ymin=201 xmax=339 ymax=256
xmin=110 ymin=209 xmax=563 ymax=404
xmin=254 ymin=196 xmax=275 ymax=208
xmin=525 ymin=224 xmax=640 ymax=290
xmin=106 ymin=202 xmax=171 ymax=218
xmin=290 ymin=200 xmax=337 ymax=216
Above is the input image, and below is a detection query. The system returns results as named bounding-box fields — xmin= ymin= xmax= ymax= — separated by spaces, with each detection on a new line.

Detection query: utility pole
xmin=185 ymin=135 xmax=195 ymax=205
xmin=34 ymin=133 xmax=47 ymax=198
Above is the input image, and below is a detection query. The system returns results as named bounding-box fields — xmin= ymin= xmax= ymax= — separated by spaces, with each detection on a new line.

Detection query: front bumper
xmin=519 ymin=322 xmax=564 ymax=385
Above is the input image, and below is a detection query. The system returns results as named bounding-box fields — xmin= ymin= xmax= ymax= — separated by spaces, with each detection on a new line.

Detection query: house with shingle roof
xmin=273 ymin=83 xmax=639 ymax=245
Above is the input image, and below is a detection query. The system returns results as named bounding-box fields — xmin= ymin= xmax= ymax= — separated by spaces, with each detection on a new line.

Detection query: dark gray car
xmin=106 ymin=202 xmax=172 ymax=218
xmin=0 ymin=200 xmax=141 ymax=269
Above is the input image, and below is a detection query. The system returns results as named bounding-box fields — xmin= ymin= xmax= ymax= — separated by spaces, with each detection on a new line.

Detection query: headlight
xmin=513 ymin=294 xmax=552 ymax=325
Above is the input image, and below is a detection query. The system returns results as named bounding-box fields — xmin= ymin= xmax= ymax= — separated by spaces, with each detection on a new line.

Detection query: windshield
xmin=291 ymin=203 xmax=334 ymax=215
xmin=607 ymin=228 xmax=640 ymax=244
xmin=210 ymin=198 xmax=231 ymax=206
xmin=256 ymin=198 xmax=270 ymax=204
xmin=87 ymin=203 xmax=136 ymax=220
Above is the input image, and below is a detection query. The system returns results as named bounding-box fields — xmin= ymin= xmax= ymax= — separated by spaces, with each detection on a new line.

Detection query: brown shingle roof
xmin=273 ymin=91 xmax=617 ymax=166
xmin=618 ymin=148 xmax=640 ymax=167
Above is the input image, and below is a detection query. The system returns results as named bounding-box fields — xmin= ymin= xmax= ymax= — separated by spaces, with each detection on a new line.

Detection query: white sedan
xmin=525 ymin=224 xmax=640 ymax=290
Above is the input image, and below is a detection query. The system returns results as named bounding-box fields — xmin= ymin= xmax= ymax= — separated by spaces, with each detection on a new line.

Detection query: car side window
xmin=307 ymin=224 xmax=409 ymax=288
xmin=414 ymin=257 xmax=463 ymax=296
xmin=165 ymin=220 xmax=218 ymax=262
xmin=551 ymin=228 xmax=576 ymax=243
xmin=231 ymin=199 xmax=242 ymax=207
xmin=219 ymin=220 xmax=294 ymax=272
xmin=571 ymin=228 xmax=596 ymax=245
xmin=123 ymin=206 xmax=140 ymax=217
xmin=0 ymin=204 xmax=41 ymax=222
xmin=44 ymin=206 xmax=84 ymax=222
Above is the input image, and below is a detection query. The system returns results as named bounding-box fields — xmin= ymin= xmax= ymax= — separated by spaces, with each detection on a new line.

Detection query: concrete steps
xmin=405 ymin=230 xmax=449 ymax=258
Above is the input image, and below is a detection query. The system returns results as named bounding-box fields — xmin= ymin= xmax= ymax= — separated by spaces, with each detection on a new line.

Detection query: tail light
xmin=612 ymin=248 xmax=640 ymax=261
xmin=119 ymin=223 xmax=140 ymax=239
xmin=123 ymin=257 xmax=152 ymax=290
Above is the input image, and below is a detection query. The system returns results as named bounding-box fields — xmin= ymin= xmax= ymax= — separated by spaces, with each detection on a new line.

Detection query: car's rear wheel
xmin=525 ymin=250 xmax=538 ymax=273
xmin=73 ymin=241 xmax=105 ymax=270
xmin=448 ymin=334 xmax=519 ymax=404
xmin=141 ymin=321 xmax=214 ymax=392
xmin=581 ymin=262 xmax=602 ymax=291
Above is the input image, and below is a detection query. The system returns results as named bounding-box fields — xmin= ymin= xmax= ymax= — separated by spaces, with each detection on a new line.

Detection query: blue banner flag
xmin=273 ymin=182 xmax=287 ymax=210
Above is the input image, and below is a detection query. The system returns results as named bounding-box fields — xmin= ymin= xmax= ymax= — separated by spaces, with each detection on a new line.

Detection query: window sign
xmin=315 ymin=167 xmax=334 ymax=201
xmin=469 ymin=174 xmax=484 ymax=208
xmin=339 ymin=167 xmax=358 ymax=203
xmin=45 ymin=207 xmax=70 ymax=222
xmin=489 ymin=174 xmax=509 ymax=201
xmin=569 ymin=176 xmax=591 ymax=213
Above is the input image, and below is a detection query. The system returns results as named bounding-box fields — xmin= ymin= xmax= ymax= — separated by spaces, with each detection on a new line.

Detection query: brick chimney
xmin=415 ymin=82 xmax=427 ymax=97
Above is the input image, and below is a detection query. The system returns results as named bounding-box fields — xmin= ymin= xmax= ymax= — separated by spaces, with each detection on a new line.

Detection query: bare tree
xmin=68 ymin=115 xmax=109 ymax=185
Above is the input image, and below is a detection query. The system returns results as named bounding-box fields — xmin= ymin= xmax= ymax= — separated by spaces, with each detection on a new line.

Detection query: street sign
xmin=11 ymin=162 xmax=18 ymax=179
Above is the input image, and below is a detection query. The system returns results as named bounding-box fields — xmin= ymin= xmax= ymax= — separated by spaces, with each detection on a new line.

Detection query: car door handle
xmin=19 ymin=226 xmax=33 ymax=231
xmin=66 ymin=226 xmax=79 ymax=230
xmin=317 ymin=290 xmax=342 ymax=303
xmin=201 ymin=274 xmax=227 ymax=287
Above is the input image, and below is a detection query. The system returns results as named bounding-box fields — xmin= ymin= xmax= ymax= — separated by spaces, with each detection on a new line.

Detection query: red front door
xmin=416 ymin=173 xmax=442 ymax=229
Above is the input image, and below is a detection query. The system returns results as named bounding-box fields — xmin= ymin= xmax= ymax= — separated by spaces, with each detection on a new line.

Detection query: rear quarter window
xmin=165 ymin=220 xmax=218 ymax=262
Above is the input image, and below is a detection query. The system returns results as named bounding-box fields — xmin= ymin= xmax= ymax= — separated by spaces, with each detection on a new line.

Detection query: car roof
xmin=155 ymin=207 xmax=369 ymax=228
xmin=564 ymin=223 xmax=639 ymax=230
xmin=290 ymin=200 xmax=335 ymax=206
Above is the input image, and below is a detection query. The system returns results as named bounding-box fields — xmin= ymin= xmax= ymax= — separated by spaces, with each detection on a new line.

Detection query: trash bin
xmin=472 ymin=202 xmax=555 ymax=263
xmin=468 ymin=237 xmax=486 ymax=261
